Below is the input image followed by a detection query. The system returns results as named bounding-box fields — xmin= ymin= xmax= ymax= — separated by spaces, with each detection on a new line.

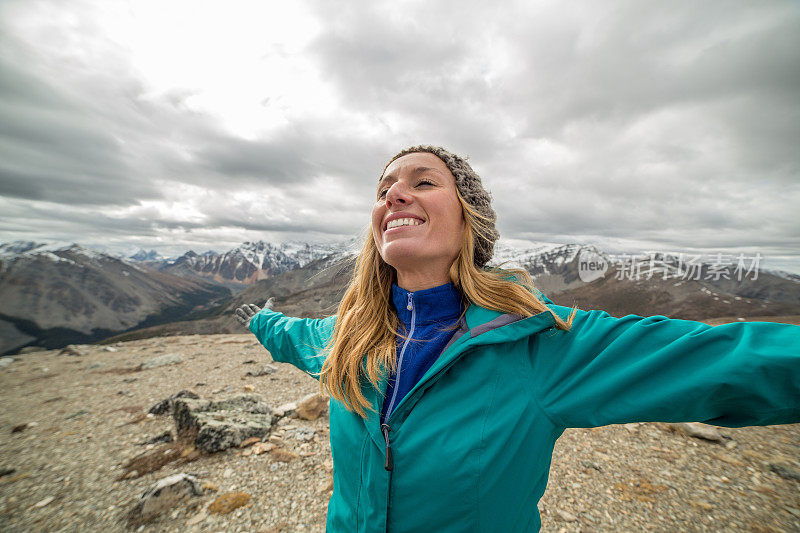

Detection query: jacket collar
xmin=391 ymin=282 xmax=463 ymax=325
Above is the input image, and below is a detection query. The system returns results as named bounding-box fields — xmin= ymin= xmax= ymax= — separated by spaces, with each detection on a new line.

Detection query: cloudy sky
xmin=1 ymin=0 xmax=798 ymax=271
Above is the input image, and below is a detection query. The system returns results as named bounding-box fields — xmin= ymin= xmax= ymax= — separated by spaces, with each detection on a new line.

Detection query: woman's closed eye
xmin=377 ymin=180 xmax=435 ymax=199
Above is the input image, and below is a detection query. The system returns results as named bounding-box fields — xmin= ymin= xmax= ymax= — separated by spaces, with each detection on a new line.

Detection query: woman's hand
xmin=234 ymin=297 xmax=275 ymax=328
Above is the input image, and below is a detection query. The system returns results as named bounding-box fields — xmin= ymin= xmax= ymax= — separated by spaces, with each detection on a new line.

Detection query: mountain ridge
xmin=2 ymin=239 xmax=798 ymax=354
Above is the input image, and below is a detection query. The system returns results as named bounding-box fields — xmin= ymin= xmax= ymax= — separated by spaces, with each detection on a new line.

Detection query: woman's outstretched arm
xmin=236 ymin=299 xmax=335 ymax=380
xmin=528 ymin=306 xmax=800 ymax=429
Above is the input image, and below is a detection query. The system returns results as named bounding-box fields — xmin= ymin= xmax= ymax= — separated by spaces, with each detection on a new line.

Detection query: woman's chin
xmin=380 ymin=241 xmax=429 ymax=267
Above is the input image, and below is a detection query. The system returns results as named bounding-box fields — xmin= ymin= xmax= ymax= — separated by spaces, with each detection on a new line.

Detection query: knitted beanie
xmin=381 ymin=145 xmax=499 ymax=268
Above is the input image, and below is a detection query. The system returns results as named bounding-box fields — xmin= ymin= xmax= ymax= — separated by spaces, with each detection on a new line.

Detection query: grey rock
xmin=103 ymin=346 xmax=117 ymax=352
xmin=580 ymin=460 xmax=602 ymax=471
xmin=670 ymin=422 xmax=724 ymax=443
xmin=770 ymin=462 xmax=800 ymax=483
xmin=148 ymin=389 xmax=200 ymax=415
xmin=274 ymin=402 xmax=297 ymax=418
xmin=141 ymin=353 xmax=183 ymax=369
xmin=136 ymin=473 xmax=203 ymax=520
xmin=59 ymin=345 xmax=86 ymax=357
xmin=172 ymin=393 xmax=273 ymax=453
xmin=294 ymin=427 xmax=316 ymax=442
xmin=245 ymin=364 xmax=277 ymax=377
xmin=0 ymin=357 xmax=15 ymax=369
xmin=85 ymin=362 xmax=105 ymax=370
xmin=11 ymin=423 xmax=33 ymax=433
xmin=556 ymin=509 xmax=578 ymax=522
xmin=17 ymin=347 xmax=42 ymax=354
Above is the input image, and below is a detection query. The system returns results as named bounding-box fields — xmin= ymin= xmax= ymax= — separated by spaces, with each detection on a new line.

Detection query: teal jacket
xmin=249 ymin=295 xmax=800 ymax=532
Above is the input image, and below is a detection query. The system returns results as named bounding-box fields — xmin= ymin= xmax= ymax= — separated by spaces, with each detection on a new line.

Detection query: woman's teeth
xmin=386 ymin=218 xmax=422 ymax=230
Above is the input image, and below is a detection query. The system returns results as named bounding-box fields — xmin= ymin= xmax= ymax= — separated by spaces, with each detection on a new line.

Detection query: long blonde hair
xmin=316 ymin=180 xmax=575 ymax=418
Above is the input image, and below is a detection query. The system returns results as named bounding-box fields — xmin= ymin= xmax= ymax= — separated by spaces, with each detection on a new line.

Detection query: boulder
xmin=770 ymin=462 xmax=800 ymax=483
xmin=135 ymin=473 xmax=203 ymax=521
xmin=59 ymin=345 xmax=86 ymax=357
xmin=245 ymin=364 xmax=277 ymax=377
xmin=18 ymin=347 xmax=42 ymax=354
xmin=172 ymin=393 xmax=273 ymax=453
xmin=141 ymin=353 xmax=183 ymax=369
xmin=296 ymin=393 xmax=328 ymax=421
xmin=669 ymin=422 xmax=725 ymax=443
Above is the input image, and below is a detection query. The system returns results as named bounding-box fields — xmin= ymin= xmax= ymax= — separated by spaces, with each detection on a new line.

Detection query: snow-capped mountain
xmin=159 ymin=239 xmax=356 ymax=286
xmin=489 ymin=241 xmax=613 ymax=293
xmin=128 ymin=249 xmax=164 ymax=262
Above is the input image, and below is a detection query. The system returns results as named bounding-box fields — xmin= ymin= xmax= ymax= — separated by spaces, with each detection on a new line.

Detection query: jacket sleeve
xmin=530 ymin=305 xmax=800 ymax=429
xmin=248 ymin=308 xmax=336 ymax=380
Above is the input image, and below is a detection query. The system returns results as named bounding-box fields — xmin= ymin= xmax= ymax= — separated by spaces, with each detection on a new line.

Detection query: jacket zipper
xmin=381 ymin=423 xmax=393 ymax=471
xmin=383 ymin=293 xmax=415 ymax=424
xmin=381 ymin=293 xmax=415 ymax=531
xmin=383 ymin=423 xmax=393 ymax=532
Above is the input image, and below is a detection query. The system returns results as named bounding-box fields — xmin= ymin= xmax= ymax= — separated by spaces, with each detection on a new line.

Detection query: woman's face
xmin=371 ymin=152 xmax=466 ymax=278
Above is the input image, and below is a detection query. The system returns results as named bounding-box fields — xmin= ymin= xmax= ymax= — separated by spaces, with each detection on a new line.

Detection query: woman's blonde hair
xmin=317 ymin=151 xmax=575 ymax=418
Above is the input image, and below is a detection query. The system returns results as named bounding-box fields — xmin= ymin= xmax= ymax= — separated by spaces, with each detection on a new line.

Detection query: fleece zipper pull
xmin=381 ymin=423 xmax=393 ymax=471
xmin=406 ymin=293 xmax=413 ymax=311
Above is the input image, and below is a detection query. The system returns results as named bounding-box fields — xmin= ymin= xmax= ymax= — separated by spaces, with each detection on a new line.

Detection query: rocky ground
xmin=1 ymin=334 xmax=799 ymax=532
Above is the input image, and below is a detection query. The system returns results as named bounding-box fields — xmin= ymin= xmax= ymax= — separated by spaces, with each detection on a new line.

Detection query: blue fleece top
xmin=380 ymin=281 xmax=465 ymax=424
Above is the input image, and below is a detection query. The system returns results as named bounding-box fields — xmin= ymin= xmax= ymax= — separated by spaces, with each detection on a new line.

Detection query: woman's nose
xmin=385 ymin=182 xmax=413 ymax=207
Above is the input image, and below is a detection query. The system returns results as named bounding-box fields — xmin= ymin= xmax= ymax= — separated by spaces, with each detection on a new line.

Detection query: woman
xmin=236 ymin=145 xmax=800 ymax=532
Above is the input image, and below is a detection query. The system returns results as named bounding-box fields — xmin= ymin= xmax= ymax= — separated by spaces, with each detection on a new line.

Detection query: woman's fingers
xmin=235 ymin=305 xmax=259 ymax=324
xmin=234 ymin=300 xmax=271 ymax=327
xmin=234 ymin=307 xmax=250 ymax=325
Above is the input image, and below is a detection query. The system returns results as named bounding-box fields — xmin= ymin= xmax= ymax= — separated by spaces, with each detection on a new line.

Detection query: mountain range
xmin=0 ymin=243 xmax=228 ymax=354
xmin=2 ymin=240 xmax=799 ymax=355
xmin=130 ymin=240 xmax=357 ymax=291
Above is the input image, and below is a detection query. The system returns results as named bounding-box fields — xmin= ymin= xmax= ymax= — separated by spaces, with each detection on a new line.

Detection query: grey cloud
xmin=1 ymin=0 xmax=798 ymax=271
xmin=0 ymin=41 xmax=162 ymax=206
xmin=188 ymin=127 xmax=389 ymax=188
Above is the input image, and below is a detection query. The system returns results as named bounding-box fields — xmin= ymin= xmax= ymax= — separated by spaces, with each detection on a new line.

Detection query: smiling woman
xmin=236 ymin=145 xmax=800 ymax=532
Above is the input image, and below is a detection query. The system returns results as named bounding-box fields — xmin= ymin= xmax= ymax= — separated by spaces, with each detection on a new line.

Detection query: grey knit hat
xmin=381 ymin=145 xmax=499 ymax=268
